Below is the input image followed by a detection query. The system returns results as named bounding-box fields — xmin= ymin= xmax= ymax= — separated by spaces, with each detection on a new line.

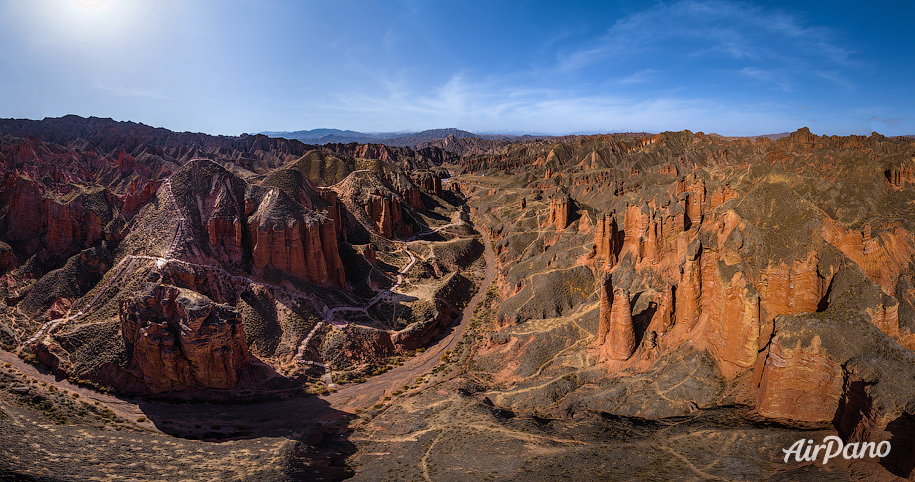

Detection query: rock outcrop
xmin=547 ymin=193 xmax=573 ymax=230
xmin=754 ymin=332 xmax=844 ymax=426
xmin=593 ymin=211 xmax=621 ymax=271
xmin=249 ymin=215 xmax=344 ymax=288
xmin=362 ymin=192 xmax=406 ymax=239
xmin=411 ymin=170 xmax=444 ymax=198
xmin=599 ymin=287 xmax=636 ymax=361
xmin=388 ymin=170 xmax=424 ymax=209
xmin=120 ymin=283 xmax=249 ymax=393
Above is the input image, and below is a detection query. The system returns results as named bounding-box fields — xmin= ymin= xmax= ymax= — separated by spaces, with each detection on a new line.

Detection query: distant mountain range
xmin=259 ymin=127 xmax=543 ymax=147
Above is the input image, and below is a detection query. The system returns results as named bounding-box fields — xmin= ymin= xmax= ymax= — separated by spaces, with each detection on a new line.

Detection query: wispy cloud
xmin=556 ymin=0 xmax=860 ymax=92
xmin=815 ymin=70 xmax=855 ymax=91
xmin=739 ymin=67 xmax=791 ymax=91
xmin=618 ymin=69 xmax=658 ymax=86
xmin=869 ymin=116 xmax=900 ymax=126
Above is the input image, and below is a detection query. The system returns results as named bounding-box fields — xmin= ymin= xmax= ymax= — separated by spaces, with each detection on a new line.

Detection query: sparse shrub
xmin=136 ymin=417 xmax=147 ymax=423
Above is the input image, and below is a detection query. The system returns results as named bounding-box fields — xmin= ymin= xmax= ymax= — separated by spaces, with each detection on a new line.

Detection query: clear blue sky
xmin=1 ymin=0 xmax=913 ymax=137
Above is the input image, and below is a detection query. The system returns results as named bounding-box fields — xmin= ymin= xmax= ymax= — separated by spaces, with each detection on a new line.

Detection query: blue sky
xmin=1 ymin=0 xmax=912 ymax=136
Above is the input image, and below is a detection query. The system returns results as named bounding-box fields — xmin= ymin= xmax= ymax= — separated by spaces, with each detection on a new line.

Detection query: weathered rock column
xmin=602 ymin=287 xmax=636 ymax=361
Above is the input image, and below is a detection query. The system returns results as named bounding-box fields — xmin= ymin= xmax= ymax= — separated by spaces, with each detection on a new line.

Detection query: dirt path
xmin=325 ymin=230 xmax=496 ymax=412
xmin=3 ymin=229 xmax=496 ymax=442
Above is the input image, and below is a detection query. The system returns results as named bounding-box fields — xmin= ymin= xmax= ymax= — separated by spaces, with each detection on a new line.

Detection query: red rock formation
xmin=601 ymin=288 xmax=636 ymax=361
xmin=702 ymin=269 xmax=761 ymax=379
xmin=363 ymin=243 xmax=377 ymax=264
xmin=820 ymin=218 xmax=915 ymax=294
xmin=120 ymin=284 xmax=249 ymax=393
xmin=207 ymin=217 xmax=243 ymax=265
xmin=389 ymin=171 xmax=424 ymax=209
xmin=594 ymin=211 xmax=621 ymax=270
xmin=319 ymin=216 xmax=346 ymax=287
xmin=676 ymin=175 xmax=706 ymax=227
xmin=759 ymin=251 xmax=829 ymax=324
xmin=676 ymin=241 xmax=702 ymax=330
xmin=4 ymin=175 xmax=46 ymax=243
xmin=755 ymin=334 xmax=843 ymax=426
xmin=623 ymin=203 xmax=651 ymax=261
xmin=352 ymin=144 xmax=396 ymax=162
xmin=709 ymin=183 xmax=738 ymax=209
xmin=657 ymin=163 xmax=678 ymax=177
xmin=651 ymin=283 xmax=676 ymax=333
xmin=249 ymin=216 xmax=345 ymax=288
xmin=547 ymin=193 xmax=573 ymax=230
xmin=404 ymin=186 xmax=423 ymax=209
xmin=412 ymin=170 xmax=444 ymax=198
xmin=885 ymin=166 xmax=915 ymax=189
xmin=0 ymin=242 xmax=15 ymax=272
xmin=596 ymin=277 xmax=613 ymax=345
xmin=362 ymin=192 xmax=404 ymax=239
xmin=870 ymin=295 xmax=901 ymax=340
xmin=318 ymin=188 xmax=343 ymax=236
xmin=121 ymin=179 xmax=162 ymax=220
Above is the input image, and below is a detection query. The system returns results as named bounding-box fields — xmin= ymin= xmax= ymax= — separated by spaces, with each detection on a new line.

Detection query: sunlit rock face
xmin=120 ymin=283 xmax=249 ymax=393
xmin=459 ymin=127 xmax=915 ymax=447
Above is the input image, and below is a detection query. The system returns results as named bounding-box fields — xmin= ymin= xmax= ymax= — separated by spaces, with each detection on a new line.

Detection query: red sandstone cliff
xmin=547 ymin=193 xmax=573 ymax=230
xmin=120 ymin=283 xmax=249 ymax=393
xmin=249 ymin=215 xmax=345 ymax=288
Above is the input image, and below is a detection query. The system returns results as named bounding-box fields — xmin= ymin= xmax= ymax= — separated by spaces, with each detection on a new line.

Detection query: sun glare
xmin=17 ymin=0 xmax=160 ymax=46
xmin=71 ymin=0 xmax=109 ymax=8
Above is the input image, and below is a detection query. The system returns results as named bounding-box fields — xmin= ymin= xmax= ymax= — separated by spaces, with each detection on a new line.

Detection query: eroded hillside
xmin=4 ymin=119 xmax=915 ymax=481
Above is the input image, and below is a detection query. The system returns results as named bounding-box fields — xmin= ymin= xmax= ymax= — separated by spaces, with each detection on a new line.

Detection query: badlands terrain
xmin=1 ymin=116 xmax=915 ymax=480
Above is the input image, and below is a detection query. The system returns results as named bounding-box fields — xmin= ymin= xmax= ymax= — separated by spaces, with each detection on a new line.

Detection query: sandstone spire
xmin=594 ymin=211 xmax=620 ymax=270
xmin=651 ymin=283 xmax=676 ymax=333
xmin=601 ymin=287 xmax=636 ymax=361
xmin=676 ymin=240 xmax=702 ymax=331
xmin=547 ymin=192 xmax=573 ymax=230
xmin=596 ymin=276 xmax=613 ymax=345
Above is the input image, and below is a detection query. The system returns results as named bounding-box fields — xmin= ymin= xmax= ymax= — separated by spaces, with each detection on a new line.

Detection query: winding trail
xmin=22 ymin=164 xmax=492 ymax=415
xmin=326 ymin=230 xmax=496 ymax=411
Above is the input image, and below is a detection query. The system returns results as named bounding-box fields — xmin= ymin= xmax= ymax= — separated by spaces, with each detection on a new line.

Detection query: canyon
xmin=3 ymin=118 xmax=915 ymax=480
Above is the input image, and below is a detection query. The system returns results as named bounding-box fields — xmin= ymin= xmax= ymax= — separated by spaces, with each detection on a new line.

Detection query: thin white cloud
xmin=556 ymin=0 xmax=859 ymax=93
xmin=618 ymin=69 xmax=658 ymax=85
xmin=739 ymin=67 xmax=791 ymax=91
xmin=815 ymin=71 xmax=855 ymax=91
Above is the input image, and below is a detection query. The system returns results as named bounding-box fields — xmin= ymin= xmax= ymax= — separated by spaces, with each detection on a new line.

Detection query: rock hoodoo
xmin=547 ymin=192 xmax=573 ymax=230
xmin=599 ymin=286 xmax=636 ymax=361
